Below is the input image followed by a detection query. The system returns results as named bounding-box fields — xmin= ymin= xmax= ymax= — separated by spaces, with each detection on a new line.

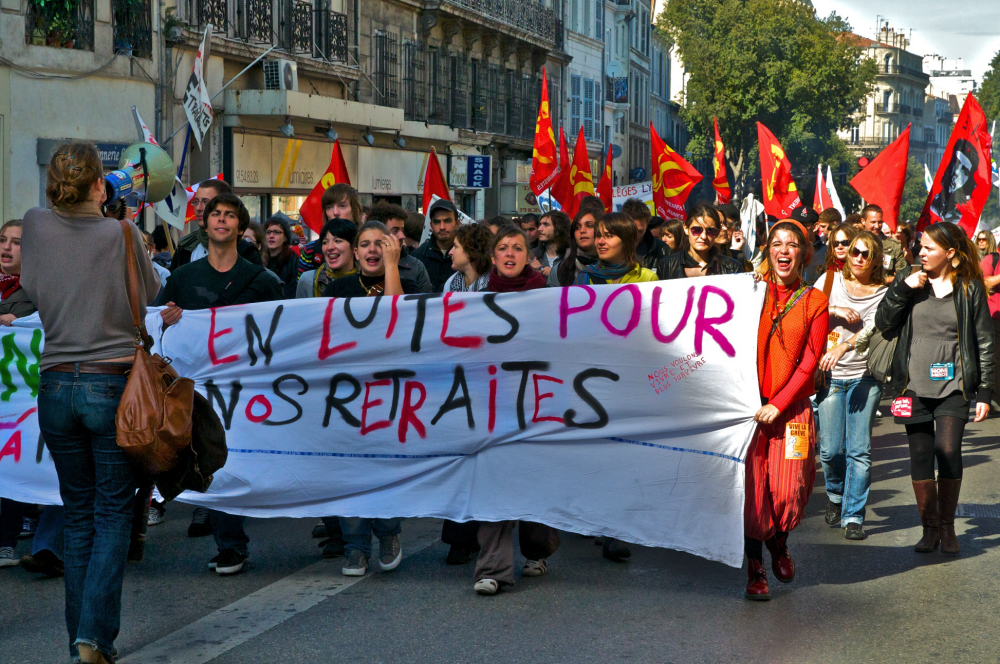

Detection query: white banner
xmin=0 ymin=277 xmax=765 ymax=567
xmin=612 ymin=181 xmax=653 ymax=214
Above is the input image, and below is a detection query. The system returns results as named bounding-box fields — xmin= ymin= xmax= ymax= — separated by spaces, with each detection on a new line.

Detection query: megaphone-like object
xmin=104 ymin=142 xmax=175 ymax=204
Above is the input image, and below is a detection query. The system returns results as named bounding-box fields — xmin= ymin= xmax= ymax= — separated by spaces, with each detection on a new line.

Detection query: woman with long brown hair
xmin=21 ymin=141 xmax=160 ymax=663
xmin=875 ymin=222 xmax=994 ymax=556
xmin=552 ymin=203 xmax=604 ymax=286
xmin=744 ymin=220 xmax=829 ymax=601
xmin=810 ymin=222 xmax=859 ymax=286
xmin=814 ymin=232 xmax=889 ymax=540
xmin=657 ymin=204 xmax=744 ymax=279
xmin=298 ymin=183 xmax=364 ymax=275
xmin=574 ymin=212 xmax=658 ymax=285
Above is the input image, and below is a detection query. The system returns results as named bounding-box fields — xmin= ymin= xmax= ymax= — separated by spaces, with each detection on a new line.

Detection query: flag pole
xmin=164 ymin=45 xmax=279 ymax=144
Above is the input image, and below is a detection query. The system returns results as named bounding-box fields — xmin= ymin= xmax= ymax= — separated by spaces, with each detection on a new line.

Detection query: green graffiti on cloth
xmin=0 ymin=330 xmax=41 ymax=401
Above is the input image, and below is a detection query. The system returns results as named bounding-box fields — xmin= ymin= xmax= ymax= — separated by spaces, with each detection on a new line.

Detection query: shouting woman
xmin=745 ymin=220 xmax=829 ymax=601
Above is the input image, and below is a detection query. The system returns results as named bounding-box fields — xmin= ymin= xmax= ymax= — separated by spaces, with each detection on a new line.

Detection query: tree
xmin=980 ymin=50 xmax=1000 ymax=122
xmin=659 ymin=0 xmax=877 ymax=199
xmin=898 ymin=157 xmax=928 ymax=224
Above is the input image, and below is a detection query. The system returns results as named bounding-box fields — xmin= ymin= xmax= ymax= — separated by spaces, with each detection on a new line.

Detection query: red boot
xmin=765 ymin=531 xmax=795 ymax=583
xmin=745 ymin=558 xmax=770 ymax=601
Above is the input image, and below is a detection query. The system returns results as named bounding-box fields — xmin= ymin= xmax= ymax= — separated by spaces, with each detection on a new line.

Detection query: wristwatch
xmin=847 ymin=340 xmax=856 ymax=351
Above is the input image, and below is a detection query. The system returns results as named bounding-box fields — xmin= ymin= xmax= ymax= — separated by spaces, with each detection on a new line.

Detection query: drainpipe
xmin=353 ymin=0 xmax=361 ymax=101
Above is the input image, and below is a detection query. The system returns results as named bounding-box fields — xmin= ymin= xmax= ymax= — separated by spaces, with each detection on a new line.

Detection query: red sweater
xmin=757 ymin=281 xmax=829 ymax=413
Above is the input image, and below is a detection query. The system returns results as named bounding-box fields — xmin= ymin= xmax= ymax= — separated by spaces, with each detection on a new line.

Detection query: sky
xmin=812 ymin=0 xmax=1000 ymax=80
xmin=651 ymin=0 xmax=1000 ymax=81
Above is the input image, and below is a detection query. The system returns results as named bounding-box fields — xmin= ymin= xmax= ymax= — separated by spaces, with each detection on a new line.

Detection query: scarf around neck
xmin=315 ymin=265 xmax=357 ymax=297
xmin=0 ymin=274 xmax=20 ymax=300
xmin=576 ymin=261 xmax=631 ymax=285
xmin=487 ymin=265 xmax=547 ymax=293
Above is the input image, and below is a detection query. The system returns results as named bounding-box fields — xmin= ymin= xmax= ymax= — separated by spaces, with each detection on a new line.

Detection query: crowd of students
xmin=1 ymin=140 xmax=996 ymax=662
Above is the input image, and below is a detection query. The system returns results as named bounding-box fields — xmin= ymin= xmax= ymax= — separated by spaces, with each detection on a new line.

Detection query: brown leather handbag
xmin=115 ymin=219 xmax=196 ymax=475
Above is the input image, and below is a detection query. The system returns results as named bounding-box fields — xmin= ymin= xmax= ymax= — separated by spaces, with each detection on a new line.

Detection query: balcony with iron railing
xmin=876 ymin=63 xmax=929 ymax=79
xmin=113 ymin=0 xmax=152 ymax=57
xmin=913 ymin=106 xmax=923 ymax=117
xmin=24 ymin=0 xmax=95 ymax=50
xmin=187 ymin=0 xmax=348 ymax=63
xmin=440 ymin=0 xmax=557 ymax=46
xmin=874 ymin=102 xmax=898 ymax=114
xmin=899 ymin=103 xmax=911 ymax=115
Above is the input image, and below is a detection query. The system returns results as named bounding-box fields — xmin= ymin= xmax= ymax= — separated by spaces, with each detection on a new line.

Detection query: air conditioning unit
xmin=263 ymin=59 xmax=298 ymax=92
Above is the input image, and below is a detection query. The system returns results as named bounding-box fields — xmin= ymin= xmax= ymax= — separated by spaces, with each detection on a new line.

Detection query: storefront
xmin=226 ymin=129 xmax=440 ymax=235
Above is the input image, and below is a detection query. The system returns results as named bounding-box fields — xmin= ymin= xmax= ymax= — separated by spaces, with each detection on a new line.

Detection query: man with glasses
xmin=171 ymin=179 xmax=262 ymax=272
xmin=861 ymin=204 xmax=906 ymax=281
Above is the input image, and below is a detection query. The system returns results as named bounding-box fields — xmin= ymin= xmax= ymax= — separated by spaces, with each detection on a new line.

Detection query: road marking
xmin=120 ymin=525 xmax=441 ymax=664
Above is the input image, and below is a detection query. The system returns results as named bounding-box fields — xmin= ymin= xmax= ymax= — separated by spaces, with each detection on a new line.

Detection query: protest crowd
xmin=1 ymin=86 xmax=997 ymax=662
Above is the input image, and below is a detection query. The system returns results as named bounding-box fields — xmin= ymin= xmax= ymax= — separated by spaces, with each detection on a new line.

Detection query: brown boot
xmin=912 ymin=480 xmax=939 ymax=553
xmin=938 ymin=478 xmax=962 ymax=556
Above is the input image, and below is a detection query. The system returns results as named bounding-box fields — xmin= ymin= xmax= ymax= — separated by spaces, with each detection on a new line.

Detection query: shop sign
xmin=357 ymin=147 xmax=434 ymax=195
xmin=466 ymin=156 xmax=491 ymax=188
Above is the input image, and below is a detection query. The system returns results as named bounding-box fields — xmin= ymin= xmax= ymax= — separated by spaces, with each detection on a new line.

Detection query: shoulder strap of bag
xmin=822 ymin=268 xmax=835 ymax=298
xmin=118 ymin=219 xmax=152 ymax=352
xmin=992 ymin=252 xmax=998 ymax=272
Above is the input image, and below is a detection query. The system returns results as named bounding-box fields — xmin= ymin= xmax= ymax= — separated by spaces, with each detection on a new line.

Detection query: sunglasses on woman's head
xmin=690 ymin=225 xmax=721 ymax=239
xmin=850 ymin=247 xmax=869 ymax=260
xmin=832 ymin=239 xmax=851 ymax=248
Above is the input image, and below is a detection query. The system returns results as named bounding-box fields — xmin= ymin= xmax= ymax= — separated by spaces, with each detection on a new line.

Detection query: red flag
xmin=596 ymin=142 xmax=613 ymax=212
xmin=565 ymin=126 xmax=596 ymax=218
xmin=850 ymin=125 xmax=911 ymax=232
xmin=529 ymin=68 xmax=560 ymax=195
xmin=422 ymin=148 xmax=451 ymax=213
xmin=550 ymin=127 xmax=573 ymax=213
xmin=757 ymin=122 xmax=801 ymax=218
xmin=918 ymin=93 xmax=994 ymax=237
xmin=298 ymin=140 xmax=351 ymax=233
xmin=812 ymin=164 xmax=833 ymax=212
xmin=650 ymin=123 xmax=703 ymax=220
xmin=712 ymin=118 xmax=731 ymax=204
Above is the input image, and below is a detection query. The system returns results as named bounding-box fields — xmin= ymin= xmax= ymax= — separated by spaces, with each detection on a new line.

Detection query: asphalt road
xmin=4 ymin=402 xmax=1000 ymax=664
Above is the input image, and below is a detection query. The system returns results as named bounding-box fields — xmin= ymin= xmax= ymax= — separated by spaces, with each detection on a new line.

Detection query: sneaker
xmin=378 ymin=535 xmax=402 ymax=571
xmin=214 ymin=550 xmax=248 ymax=576
xmin=445 ymin=545 xmax=479 ymax=566
xmin=147 ymin=501 xmax=166 ymax=526
xmin=522 ymin=559 xmax=547 ymax=577
xmin=342 ymin=550 xmax=368 ymax=576
xmin=602 ymin=538 xmax=632 ymax=561
xmin=825 ymin=500 xmax=842 ymax=527
xmin=207 ymin=553 xmax=221 ymax=570
xmin=187 ymin=507 xmax=212 ymax=538
xmin=0 ymin=546 xmax=18 ymax=567
xmin=311 ymin=521 xmax=328 ymax=539
xmin=474 ymin=578 xmax=499 ymax=595
xmin=18 ymin=517 xmax=37 ymax=539
xmin=20 ymin=550 xmax=63 ymax=577
xmin=845 ymin=523 xmax=867 ymax=540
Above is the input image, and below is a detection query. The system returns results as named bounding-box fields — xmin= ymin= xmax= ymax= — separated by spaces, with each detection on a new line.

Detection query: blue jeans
xmin=209 ymin=509 xmax=249 ymax=556
xmin=340 ymin=517 xmax=401 ymax=558
xmin=33 ymin=504 xmax=65 ymax=558
xmin=38 ymin=371 xmax=135 ymax=660
xmin=817 ymin=376 xmax=882 ymax=526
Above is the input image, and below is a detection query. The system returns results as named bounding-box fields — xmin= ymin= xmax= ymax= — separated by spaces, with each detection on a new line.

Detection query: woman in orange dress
xmin=745 ymin=219 xmax=829 ymax=601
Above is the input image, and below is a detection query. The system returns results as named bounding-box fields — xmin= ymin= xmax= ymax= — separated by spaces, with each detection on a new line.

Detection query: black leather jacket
xmin=874 ymin=266 xmax=995 ymax=403
xmin=656 ymin=250 xmax=746 ymax=280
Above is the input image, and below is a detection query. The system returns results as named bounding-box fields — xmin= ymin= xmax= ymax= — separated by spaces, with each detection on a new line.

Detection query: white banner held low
xmin=0 ymin=276 xmax=765 ymax=567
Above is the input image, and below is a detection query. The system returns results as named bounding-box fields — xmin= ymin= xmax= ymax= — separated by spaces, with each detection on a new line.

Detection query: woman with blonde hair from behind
xmin=21 ymin=141 xmax=160 ymax=663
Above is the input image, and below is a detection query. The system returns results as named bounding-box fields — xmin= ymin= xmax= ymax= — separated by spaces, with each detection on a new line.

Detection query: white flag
xmin=184 ymin=25 xmax=214 ymax=150
xmin=825 ymin=165 xmax=845 ymax=218
xmin=131 ymin=106 xmax=160 ymax=146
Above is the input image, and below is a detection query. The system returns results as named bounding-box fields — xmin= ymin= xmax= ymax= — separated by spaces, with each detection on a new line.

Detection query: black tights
xmin=905 ymin=417 xmax=965 ymax=481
